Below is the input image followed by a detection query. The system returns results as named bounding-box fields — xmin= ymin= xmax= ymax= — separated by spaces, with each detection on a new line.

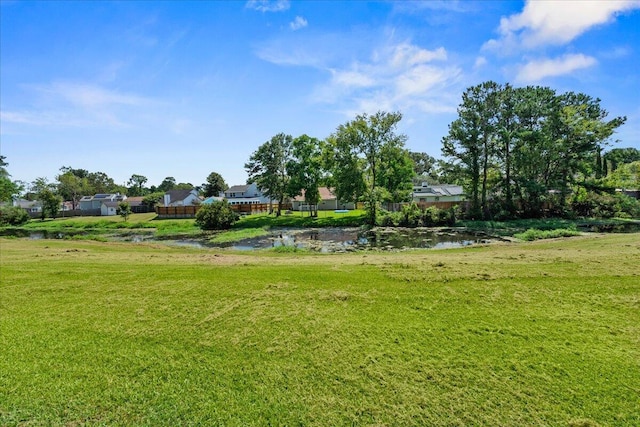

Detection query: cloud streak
xmin=2 ymin=82 xmax=156 ymax=129
xmin=245 ymin=0 xmax=289 ymax=13
xmin=515 ymin=54 xmax=597 ymax=83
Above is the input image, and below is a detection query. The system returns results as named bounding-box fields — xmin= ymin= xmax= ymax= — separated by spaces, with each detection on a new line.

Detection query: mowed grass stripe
xmin=1 ymin=235 xmax=639 ymax=426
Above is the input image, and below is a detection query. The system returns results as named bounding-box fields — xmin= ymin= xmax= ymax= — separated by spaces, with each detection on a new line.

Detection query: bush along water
xmin=195 ymin=200 xmax=238 ymax=230
xmin=377 ymin=203 xmax=457 ymax=227
xmin=0 ymin=206 xmax=30 ymax=226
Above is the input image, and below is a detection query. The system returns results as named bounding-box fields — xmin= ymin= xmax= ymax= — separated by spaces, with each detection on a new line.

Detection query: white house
xmin=224 ymin=183 xmax=270 ymax=206
xmin=412 ymin=184 xmax=465 ymax=203
xmin=163 ymin=189 xmax=200 ymax=207
xmin=101 ymin=201 xmax=119 ymax=216
xmin=13 ymin=198 xmax=42 ymax=213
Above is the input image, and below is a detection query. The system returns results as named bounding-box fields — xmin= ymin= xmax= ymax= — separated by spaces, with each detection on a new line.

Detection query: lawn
xmin=1 ymin=234 xmax=638 ymax=426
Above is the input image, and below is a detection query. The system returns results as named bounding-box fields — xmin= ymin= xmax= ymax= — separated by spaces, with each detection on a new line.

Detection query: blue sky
xmin=2 ymin=0 xmax=639 ymax=189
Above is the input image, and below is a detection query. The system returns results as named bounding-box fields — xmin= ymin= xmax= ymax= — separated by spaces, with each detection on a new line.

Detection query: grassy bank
xmin=1 ymin=234 xmax=638 ymax=426
xmin=4 ymin=211 xmax=638 ymax=244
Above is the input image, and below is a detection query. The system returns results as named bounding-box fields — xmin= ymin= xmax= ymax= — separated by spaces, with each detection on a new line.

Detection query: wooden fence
xmin=156 ymin=206 xmax=200 ymax=218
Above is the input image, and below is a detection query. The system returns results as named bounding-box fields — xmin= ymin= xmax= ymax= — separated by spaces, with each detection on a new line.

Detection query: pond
xmin=3 ymin=221 xmax=639 ymax=252
xmin=164 ymin=227 xmax=499 ymax=252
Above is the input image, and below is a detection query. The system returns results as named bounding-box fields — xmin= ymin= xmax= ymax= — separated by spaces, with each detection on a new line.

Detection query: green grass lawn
xmin=1 ymin=234 xmax=639 ymax=426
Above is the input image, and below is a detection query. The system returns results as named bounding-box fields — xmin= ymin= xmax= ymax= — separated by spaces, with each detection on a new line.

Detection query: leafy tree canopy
xmin=202 ymin=172 xmax=228 ymax=198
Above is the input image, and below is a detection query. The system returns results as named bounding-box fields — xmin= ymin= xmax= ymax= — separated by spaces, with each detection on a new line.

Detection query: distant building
xmin=224 ymin=183 xmax=269 ymax=206
xmin=412 ymin=184 xmax=465 ymax=204
xmin=291 ymin=187 xmax=355 ymax=211
xmin=13 ymin=198 xmax=43 ymax=214
xmin=79 ymin=194 xmax=126 ymax=211
xmin=162 ymin=189 xmax=200 ymax=207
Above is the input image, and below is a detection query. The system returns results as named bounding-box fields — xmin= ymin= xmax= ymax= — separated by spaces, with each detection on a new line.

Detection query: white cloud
xmin=389 ymin=44 xmax=447 ymax=68
xmin=330 ymin=69 xmax=376 ymax=88
xmin=290 ymin=16 xmax=308 ymax=31
xmin=601 ymin=45 xmax=632 ymax=59
xmin=1 ymin=82 xmax=156 ymax=129
xmin=39 ymin=82 xmax=148 ymax=108
xmin=393 ymin=1 xmax=473 ymax=14
xmin=313 ymin=42 xmax=460 ymax=116
xmin=245 ymin=0 xmax=289 ymax=12
xmin=515 ymin=54 xmax=597 ymax=83
xmin=485 ymin=0 xmax=640 ymax=51
xmin=474 ymin=56 xmax=487 ymax=69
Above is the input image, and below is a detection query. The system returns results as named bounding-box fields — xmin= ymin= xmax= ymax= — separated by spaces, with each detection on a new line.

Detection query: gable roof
xmin=166 ymin=189 xmax=196 ymax=203
xmin=293 ymin=187 xmax=337 ymax=202
xmin=226 ymin=184 xmax=251 ymax=193
xmin=125 ymin=196 xmax=144 ymax=207
xmin=413 ymin=184 xmax=464 ymax=197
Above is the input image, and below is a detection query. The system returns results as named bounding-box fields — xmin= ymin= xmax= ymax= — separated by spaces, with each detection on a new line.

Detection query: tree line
xmin=2 ymin=80 xmax=639 ymax=224
xmin=440 ymin=81 xmax=635 ymax=219
xmin=245 ymin=111 xmax=415 ymax=225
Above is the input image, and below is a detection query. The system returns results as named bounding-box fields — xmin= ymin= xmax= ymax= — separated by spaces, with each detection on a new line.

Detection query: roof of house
xmin=80 ymin=193 xmax=125 ymax=201
xmin=125 ymin=196 xmax=144 ymax=207
xmin=102 ymin=201 xmax=120 ymax=208
xmin=293 ymin=187 xmax=337 ymax=202
xmin=413 ymin=184 xmax=464 ymax=197
xmin=166 ymin=189 xmax=196 ymax=202
xmin=226 ymin=184 xmax=251 ymax=193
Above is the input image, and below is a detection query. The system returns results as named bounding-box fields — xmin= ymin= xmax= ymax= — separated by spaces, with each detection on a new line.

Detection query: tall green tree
xmin=376 ymin=145 xmax=415 ymax=204
xmin=442 ymin=82 xmax=627 ymax=219
xmin=245 ymin=133 xmax=293 ymax=216
xmin=324 ymin=134 xmax=367 ymax=209
xmin=287 ymin=134 xmax=324 ymax=217
xmin=0 ymin=156 xmax=22 ymax=203
xmin=202 ymin=172 xmax=228 ymax=198
xmin=157 ymin=177 xmax=177 ymax=192
xmin=56 ymin=169 xmax=87 ymax=209
xmin=551 ymin=92 xmax=626 ymax=209
xmin=409 ymin=151 xmax=439 ymax=184
xmin=127 ymin=174 xmax=148 ymax=196
xmin=86 ymin=171 xmax=119 ymax=194
xmin=328 ymin=111 xmax=409 ymax=225
xmin=442 ymin=81 xmax=500 ymax=219
xmin=31 ymin=177 xmax=61 ymax=219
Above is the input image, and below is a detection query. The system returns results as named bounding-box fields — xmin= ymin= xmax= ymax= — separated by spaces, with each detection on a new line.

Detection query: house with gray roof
xmin=13 ymin=198 xmax=43 ymax=214
xmin=223 ymin=183 xmax=269 ymax=206
xmin=291 ymin=187 xmax=355 ymax=211
xmin=79 ymin=194 xmax=126 ymax=211
xmin=412 ymin=184 xmax=465 ymax=204
xmin=162 ymin=189 xmax=200 ymax=207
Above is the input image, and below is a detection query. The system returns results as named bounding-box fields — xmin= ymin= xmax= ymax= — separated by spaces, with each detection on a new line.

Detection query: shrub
xmin=377 ymin=210 xmax=399 ymax=227
xmin=422 ymin=206 xmax=440 ymax=227
xmin=0 ymin=206 xmax=30 ymax=226
xmin=571 ymin=190 xmax=640 ymax=219
xmin=195 ymin=201 xmax=238 ymax=230
xmin=399 ymin=203 xmax=421 ymax=227
xmin=117 ymin=202 xmax=131 ymax=221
